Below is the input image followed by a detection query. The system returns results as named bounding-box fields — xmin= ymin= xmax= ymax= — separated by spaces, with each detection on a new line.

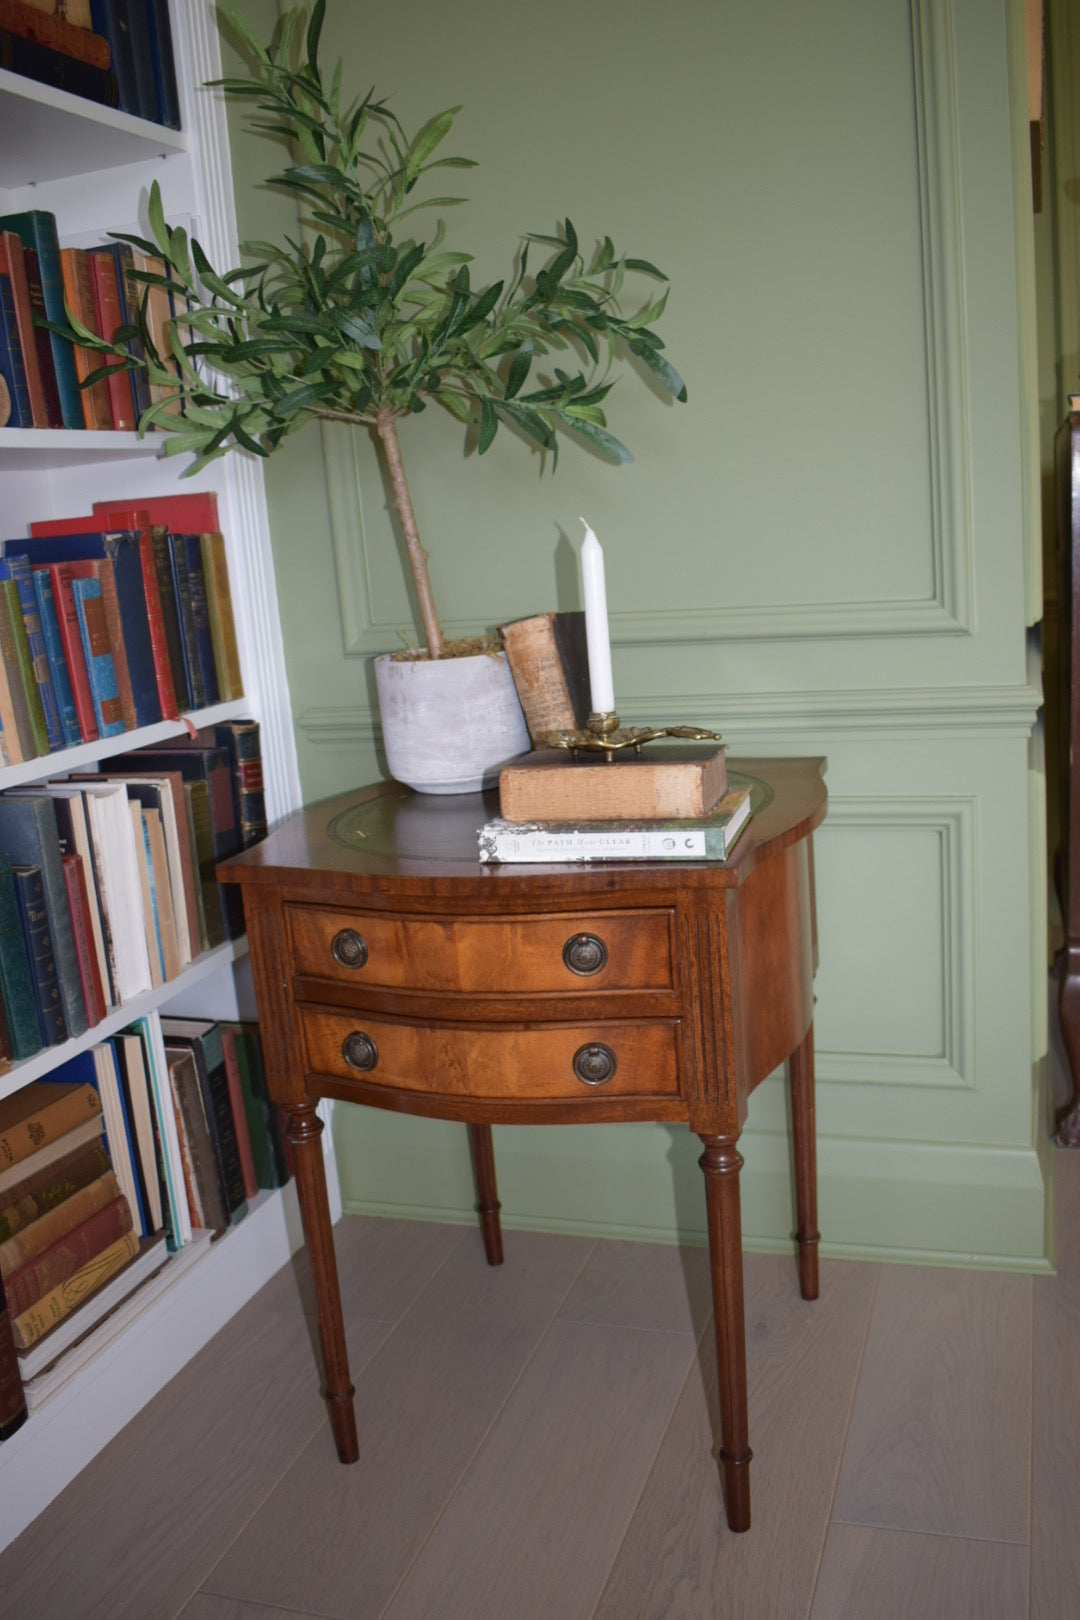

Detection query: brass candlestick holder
xmin=540 ymin=711 xmax=724 ymax=762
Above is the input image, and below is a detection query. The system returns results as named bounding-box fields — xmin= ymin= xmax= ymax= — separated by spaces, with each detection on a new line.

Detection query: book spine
xmin=166 ymin=1049 xmax=227 ymax=1235
xmin=0 ymin=1169 xmax=119 ymax=1276
xmin=86 ymin=248 xmax=137 ymax=430
xmin=49 ymin=564 xmax=99 ymax=742
xmin=165 ymin=533 xmax=204 ymax=708
xmin=62 ymin=851 xmax=106 ymax=1026
xmin=87 ymin=0 xmax=137 ymax=114
xmin=0 ymin=270 xmax=33 ymax=428
xmin=199 ymin=532 xmax=243 ymax=701
xmin=0 ymin=575 xmax=49 ymax=757
xmin=32 ymin=568 xmax=82 ymax=748
xmin=0 ymin=232 xmax=47 ymax=426
xmin=180 ymin=534 xmax=219 ymax=705
xmin=100 ymin=532 xmax=162 ymax=726
xmin=0 ymin=1081 xmax=100 ymax=1173
xmin=195 ymin=1027 xmax=247 ymax=1221
xmin=0 ymin=1138 xmax=111 ymax=1245
xmin=72 ymin=577 xmax=125 ymax=737
xmin=0 ymin=25 xmax=118 ymax=103
xmin=0 ymin=577 xmax=42 ymax=759
xmin=2 ymin=1192 xmax=132 ymax=1316
xmin=224 ymin=1025 xmax=276 ymax=1190
xmin=6 ymin=555 xmax=64 ymax=751
xmin=20 ymin=247 xmax=64 ymax=427
xmin=11 ymin=1227 xmax=139 ymax=1349
xmin=0 ymin=210 xmax=83 ymax=428
xmin=11 ymin=863 xmax=66 ymax=1046
xmin=146 ymin=525 xmax=189 ymax=709
xmin=0 ymin=0 xmax=111 ymax=68
xmin=215 ymin=720 xmax=267 ymax=848
xmin=92 ymin=558 xmax=136 ymax=731
xmin=144 ymin=0 xmax=179 ymax=128
xmin=124 ymin=0 xmax=156 ymax=120
xmin=57 ymin=246 xmax=109 ymax=429
xmin=219 ymin=1023 xmax=258 ymax=1201
xmin=0 ymin=793 xmax=88 ymax=1038
xmin=0 ymin=1272 xmax=27 ymax=1439
xmin=0 ymin=854 xmax=42 ymax=1060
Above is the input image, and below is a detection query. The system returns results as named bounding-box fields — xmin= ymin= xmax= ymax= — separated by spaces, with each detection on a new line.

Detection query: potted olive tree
xmin=77 ymin=0 xmax=687 ymax=790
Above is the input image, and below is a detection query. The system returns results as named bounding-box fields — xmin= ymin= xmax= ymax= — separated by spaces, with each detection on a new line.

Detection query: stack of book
xmin=0 ymin=719 xmax=266 ymax=1067
xmin=0 ymin=1017 xmax=287 ymax=1409
xmin=482 ymin=610 xmax=752 ymax=864
xmin=0 ymin=489 xmax=244 ymax=764
xmin=0 ymin=206 xmax=184 ymax=434
xmin=0 ymin=1 xmax=179 ymax=127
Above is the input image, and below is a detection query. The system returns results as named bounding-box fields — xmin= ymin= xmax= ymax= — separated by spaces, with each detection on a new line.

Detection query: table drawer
xmin=297 ymin=1006 xmax=681 ymax=1101
xmin=286 ymin=906 xmax=674 ymax=993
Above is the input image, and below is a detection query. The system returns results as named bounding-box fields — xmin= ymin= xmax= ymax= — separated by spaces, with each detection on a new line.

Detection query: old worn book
xmin=199 ymin=531 xmax=243 ymax=700
xmin=479 ymin=786 xmax=752 ymax=864
xmin=498 ymin=610 xmax=591 ymax=745
xmin=11 ymin=1227 xmax=140 ymax=1349
xmin=164 ymin=1043 xmax=227 ymax=1237
xmin=2 ymin=1191 xmax=133 ymax=1317
xmin=499 ymin=743 xmax=728 ymax=823
xmin=0 ymin=1168 xmax=119 ymax=1275
xmin=0 ymin=1136 xmax=111 ymax=1244
xmin=0 ymin=1112 xmax=104 ymax=1201
xmin=0 ymin=1079 xmax=101 ymax=1175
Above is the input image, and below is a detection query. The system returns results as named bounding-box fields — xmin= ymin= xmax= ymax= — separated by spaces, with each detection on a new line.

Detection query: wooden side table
xmin=220 ymin=756 xmax=827 ymax=1533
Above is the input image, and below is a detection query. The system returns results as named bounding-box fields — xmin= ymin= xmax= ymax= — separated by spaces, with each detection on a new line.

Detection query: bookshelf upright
xmin=0 ymin=6 xmax=326 ymax=1551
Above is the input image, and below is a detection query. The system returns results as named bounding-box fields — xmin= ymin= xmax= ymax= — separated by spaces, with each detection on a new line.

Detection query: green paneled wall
xmin=226 ymin=0 xmax=1051 ymax=1268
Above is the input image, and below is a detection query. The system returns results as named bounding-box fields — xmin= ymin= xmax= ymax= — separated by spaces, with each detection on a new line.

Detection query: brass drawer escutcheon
xmin=562 ymin=932 xmax=609 ymax=976
xmin=573 ymin=1043 xmax=617 ymax=1085
xmin=342 ymin=1031 xmax=378 ymax=1071
xmin=331 ymin=928 xmax=368 ymax=969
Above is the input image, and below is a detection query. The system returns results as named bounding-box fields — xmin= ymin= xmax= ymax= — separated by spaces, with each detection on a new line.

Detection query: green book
xmin=0 ymin=580 xmax=46 ymax=761
xmin=0 ymin=855 xmax=42 ymax=1060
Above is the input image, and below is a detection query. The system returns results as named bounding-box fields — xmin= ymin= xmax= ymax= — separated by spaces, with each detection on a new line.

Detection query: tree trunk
xmin=376 ymin=407 xmax=444 ymax=660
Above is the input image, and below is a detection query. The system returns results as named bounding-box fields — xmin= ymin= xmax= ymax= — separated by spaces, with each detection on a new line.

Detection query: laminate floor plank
xmin=831 ymin=1262 xmax=1032 ymax=1541
xmin=557 ymin=1232 xmax=715 ymax=1336
xmin=200 ymin=1228 xmax=595 ymax=1620
xmin=594 ymin=1253 xmax=878 ymax=1620
xmin=809 ymin=1523 xmax=1029 ymax=1619
xmin=179 ymin=1597 xmax=324 ymax=1620
xmin=1031 ymin=1149 xmax=1080 ymax=1620
xmin=380 ymin=1317 xmax=698 ymax=1620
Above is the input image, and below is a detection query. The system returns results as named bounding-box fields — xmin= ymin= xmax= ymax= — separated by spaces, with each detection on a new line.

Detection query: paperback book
xmin=478 ymin=787 xmax=753 ymax=864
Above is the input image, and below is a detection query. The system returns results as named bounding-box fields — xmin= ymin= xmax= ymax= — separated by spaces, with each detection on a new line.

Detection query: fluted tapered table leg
xmin=468 ymin=1122 xmax=504 ymax=1265
xmin=789 ymin=1026 xmax=821 ymax=1300
xmin=699 ymin=1133 xmax=751 ymax=1532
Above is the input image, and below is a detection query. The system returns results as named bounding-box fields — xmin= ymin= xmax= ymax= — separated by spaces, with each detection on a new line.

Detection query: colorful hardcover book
xmin=42 ymin=787 xmax=113 ymax=1009
xmin=0 ymin=1169 xmax=120 ymax=1277
xmin=0 ymin=581 xmax=39 ymax=761
xmin=113 ymin=1029 xmax=163 ymax=1231
xmin=0 ymin=26 xmax=119 ymax=106
xmin=0 ymin=231 xmax=47 ymax=426
xmin=0 ymin=576 xmax=49 ymax=757
xmin=91 ymin=507 xmax=179 ymax=718
xmin=96 ymin=242 xmax=153 ymax=421
xmin=36 ymin=563 xmax=98 ymax=742
xmin=19 ymin=247 xmax=64 ymax=428
xmin=218 ymin=1021 xmax=257 ymax=1201
xmin=86 ymin=247 xmax=138 ymax=430
xmin=0 ymin=853 xmax=42 ymax=1060
xmin=0 ymin=1077 xmax=101 ymax=1172
xmin=0 ymin=555 xmax=64 ymax=751
xmin=11 ymin=1227 xmax=141 ymax=1349
xmin=87 ymin=0 xmax=137 ymax=115
xmin=22 ymin=526 xmax=162 ymax=728
xmin=214 ymin=719 xmax=267 ymax=848
xmin=0 ymin=210 xmax=82 ymax=428
xmin=61 ymin=851 xmax=107 ymax=1026
xmin=160 ymin=1018 xmax=247 ymax=1227
xmin=57 ymin=245 xmax=111 ymax=429
xmin=72 ymin=577 xmax=125 ymax=737
xmin=0 ymin=270 xmax=32 ymax=429
xmin=92 ymin=491 xmax=221 ymax=532
xmin=0 ymin=1137 xmax=112 ymax=1246
xmin=144 ymin=0 xmax=179 ymax=128
xmin=179 ymin=533 xmax=219 ymax=705
xmin=0 ymin=795 xmax=88 ymax=1038
xmin=11 ymin=862 xmax=65 ymax=1046
xmin=2 ymin=1193 xmax=133 ymax=1318
xmin=199 ymin=532 xmax=242 ymax=700
xmin=165 ymin=1042 xmax=227 ymax=1236
xmin=130 ymin=1013 xmax=189 ymax=1248
xmin=31 ymin=568 xmax=81 ymax=748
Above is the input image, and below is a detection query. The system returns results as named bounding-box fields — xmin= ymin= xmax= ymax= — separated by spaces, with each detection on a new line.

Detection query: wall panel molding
xmin=321 ymin=0 xmax=976 ymax=654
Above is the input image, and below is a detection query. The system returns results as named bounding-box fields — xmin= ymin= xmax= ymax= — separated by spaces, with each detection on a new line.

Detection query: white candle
xmin=580 ymin=517 xmax=615 ymax=714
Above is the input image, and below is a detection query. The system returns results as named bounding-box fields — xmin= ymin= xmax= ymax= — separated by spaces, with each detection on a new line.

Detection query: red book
xmin=86 ymin=249 xmax=137 ymax=432
xmin=2 ymin=1193 xmax=133 ymax=1317
xmin=50 ymin=558 xmax=134 ymax=732
xmin=57 ymin=247 xmax=111 ymax=430
xmin=39 ymin=561 xmax=98 ymax=742
xmin=91 ymin=505 xmax=180 ymax=719
xmin=61 ymin=851 xmax=107 ymax=1027
xmin=92 ymin=492 xmax=222 ymax=534
xmin=0 ymin=230 xmax=48 ymax=427
xmin=220 ymin=1024 xmax=258 ymax=1202
xmin=20 ymin=249 xmax=64 ymax=428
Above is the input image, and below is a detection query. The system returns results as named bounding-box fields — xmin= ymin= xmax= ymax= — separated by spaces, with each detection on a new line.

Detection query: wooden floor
xmin=1 ymin=1142 xmax=1078 ymax=1616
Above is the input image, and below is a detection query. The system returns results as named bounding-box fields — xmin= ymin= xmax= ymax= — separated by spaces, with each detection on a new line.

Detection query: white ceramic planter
xmin=374 ymin=650 xmax=531 ymax=794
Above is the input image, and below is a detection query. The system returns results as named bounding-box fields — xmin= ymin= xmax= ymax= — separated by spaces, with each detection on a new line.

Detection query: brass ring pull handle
xmin=342 ymin=1031 xmax=378 ymax=1071
xmin=573 ymin=1043 xmax=617 ymax=1085
xmin=562 ymin=933 xmax=609 ymax=976
xmin=331 ymin=928 xmax=368 ymax=970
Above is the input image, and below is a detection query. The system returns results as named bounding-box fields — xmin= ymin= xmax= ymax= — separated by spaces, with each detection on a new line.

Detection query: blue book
xmin=71 ymin=577 xmax=126 ymax=739
xmin=0 ymin=853 xmax=42 ymax=1059
xmin=13 ymin=531 xmax=162 ymax=728
xmin=11 ymin=862 xmax=66 ymax=1046
xmin=0 ymin=211 xmax=83 ymax=430
xmin=164 ymin=533 xmax=204 ymax=709
xmin=144 ymin=0 xmax=180 ymax=129
xmin=30 ymin=569 xmax=82 ymax=749
xmin=88 ymin=0 xmax=139 ymax=119
xmin=0 ymin=557 xmax=64 ymax=752
xmin=0 ymin=795 xmax=87 ymax=1040
xmin=0 ymin=272 xmax=32 ymax=429
xmin=179 ymin=534 xmax=219 ymax=707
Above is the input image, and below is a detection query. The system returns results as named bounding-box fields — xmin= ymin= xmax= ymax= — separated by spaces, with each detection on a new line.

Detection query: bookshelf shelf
xmin=0 ymin=67 xmax=187 ymax=189
xmin=0 ymin=428 xmax=164 ymax=466
xmin=0 ymin=696 xmax=254 ymax=788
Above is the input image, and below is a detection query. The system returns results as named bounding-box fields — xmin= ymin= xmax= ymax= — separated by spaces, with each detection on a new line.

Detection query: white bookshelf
xmin=0 ymin=4 xmax=324 ymax=1552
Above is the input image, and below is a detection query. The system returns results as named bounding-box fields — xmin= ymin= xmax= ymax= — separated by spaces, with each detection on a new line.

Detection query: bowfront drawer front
xmin=297 ymin=1006 xmax=681 ymax=1101
xmin=285 ymin=906 xmax=675 ymax=994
